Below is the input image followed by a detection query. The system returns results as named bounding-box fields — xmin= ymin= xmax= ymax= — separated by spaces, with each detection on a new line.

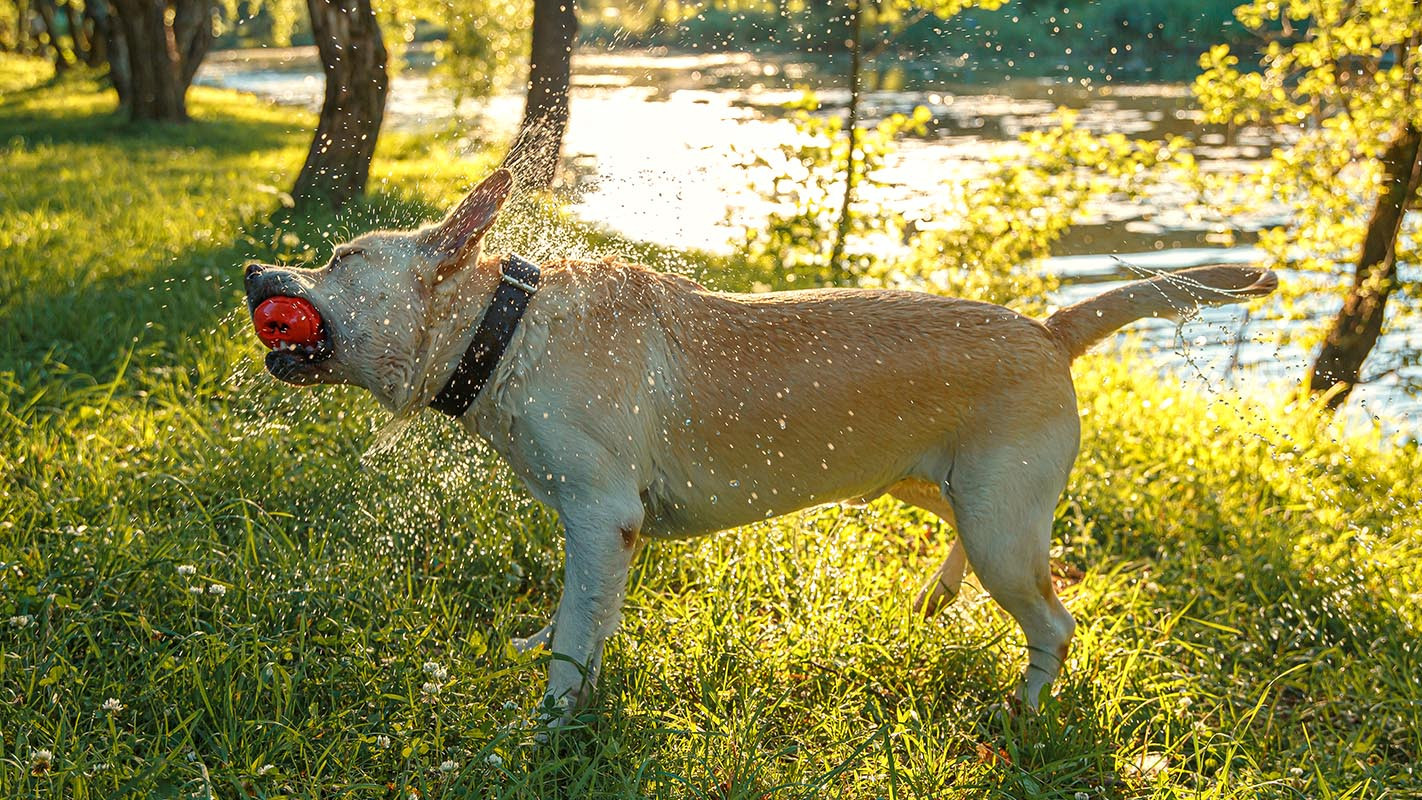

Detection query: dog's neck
xmin=428 ymin=254 xmax=541 ymax=417
xmin=372 ymin=254 xmax=506 ymax=416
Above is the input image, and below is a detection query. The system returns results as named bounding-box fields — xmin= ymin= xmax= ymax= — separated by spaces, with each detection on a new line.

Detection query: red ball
xmin=253 ymin=296 xmax=324 ymax=350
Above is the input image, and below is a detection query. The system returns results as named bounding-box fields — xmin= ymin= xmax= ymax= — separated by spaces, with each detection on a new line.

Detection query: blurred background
xmin=4 ymin=0 xmax=1419 ymax=434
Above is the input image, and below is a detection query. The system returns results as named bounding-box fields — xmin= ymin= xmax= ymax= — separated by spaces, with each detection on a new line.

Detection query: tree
xmin=826 ymin=0 xmax=862 ymax=274
xmin=107 ymin=0 xmax=214 ymax=122
xmin=510 ymin=0 xmax=578 ymax=190
xmin=33 ymin=0 xmax=72 ymax=72
xmin=818 ymin=0 xmax=1003 ymax=277
xmin=1194 ymin=1 xmax=1422 ymax=409
xmin=81 ymin=0 xmax=110 ymax=67
xmin=290 ymin=0 xmax=389 ymax=210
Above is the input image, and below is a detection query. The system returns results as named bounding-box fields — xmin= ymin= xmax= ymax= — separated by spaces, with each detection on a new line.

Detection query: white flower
xmin=257 ymin=764 xmax=275 ymax=776
xmin=484 ymin=753 xmax=503 ymax=768
xmin=188 ymin=586 xmax=204 ymax=594
xmin=422 ymin=662 xmax=448 ymax=681
xmin=177 ymin=564 xmax=197 ymax=576
xmin=207 ymin=584 xmax=226 ymax=596
xmin=375 ymin=734 xmax=391 ymax=749
xmin=501 ymin=700 xmax=519 ymax=712
xmin=421 ymin=681 xmax=443 ymax=696
xmin=439 ymin=759 xmax=458 ymax=773
xmin=30 ymin=748 xmax=54 ymax=774
xmin=1177 ymin=696 xmax=1193 ymax=709
xmin=1075 ymin=793 xmax=1090 ymax=800
xmin=101 ymin=697 xmax=124 ymax=713
xmin=9 ymin=614 xmax=33 ymax=628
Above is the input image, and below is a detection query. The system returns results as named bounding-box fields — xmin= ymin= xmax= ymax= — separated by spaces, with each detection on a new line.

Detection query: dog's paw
xmin=528 ymin=693 xmax=581 ymax=739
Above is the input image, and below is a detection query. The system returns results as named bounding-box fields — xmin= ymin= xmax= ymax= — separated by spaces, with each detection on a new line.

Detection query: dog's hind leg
xmin=888 ymin=479 xmax=970 ymax=618
xmin=947 ymin=435 xmax=1077 ymax=709
xmin=917 ymin=541 xmax=969 ymax=618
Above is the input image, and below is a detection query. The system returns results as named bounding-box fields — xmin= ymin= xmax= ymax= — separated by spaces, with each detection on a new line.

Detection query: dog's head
xmin=243 ymin=169 xmax=514 ymax=409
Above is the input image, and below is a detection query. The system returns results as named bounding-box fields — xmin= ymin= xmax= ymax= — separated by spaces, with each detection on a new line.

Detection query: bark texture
xmin=62 ymin=1 xmax=88 ymax=63
xmin=35 ymin=0 xmax=72 ymax=72
xmin=828 ymin=0 xmax=862 ymax=278
xmin=510 ymin=0 xmax=578 ymax=190
xmin=291 ymin=0 xmax=388 ymax=210
xmin=1308 ymin=123 xmax=1422 ymax=408
xmin=107 ymin=0 xmax=212 ymax=122
xmin=83 ymin=0 xmax=110 ymax=68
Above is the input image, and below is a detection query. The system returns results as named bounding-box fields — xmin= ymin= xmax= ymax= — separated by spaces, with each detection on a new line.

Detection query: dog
xmin=244 ymin=168 xmax=1277 ymax=718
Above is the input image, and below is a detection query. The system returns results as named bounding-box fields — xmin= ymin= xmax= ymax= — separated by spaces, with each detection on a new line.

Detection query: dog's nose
xmin=244 ymin=261 xmax=265 ymax=280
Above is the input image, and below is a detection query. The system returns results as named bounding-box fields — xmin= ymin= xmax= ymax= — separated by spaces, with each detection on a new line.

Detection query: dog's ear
xmin=423 ymin=169 xmax=514 ymax=277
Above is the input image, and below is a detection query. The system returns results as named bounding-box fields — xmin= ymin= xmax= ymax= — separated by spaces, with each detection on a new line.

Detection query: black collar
xmin=429 ymin=254 xmax=541 ymax=417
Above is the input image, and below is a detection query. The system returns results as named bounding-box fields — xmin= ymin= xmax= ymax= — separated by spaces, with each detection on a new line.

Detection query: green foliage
xmin=402 ymin=0 xmax=530 ymax=103
xmin=737 ymin=95 xmax=1184 ymax=316
xmin=212 ymin=0 xmax=305 ymax=47
xmin=1188 ymin=0 xmax=1422 ymax=388
xmin=582 ymin=0 xmax=1246 ymax=81
xmin=887 ymin=113 xmax=1188 ymax=309
xmin=3 ymin=58 xmax=1420 ymax=798
xmin=733 ymin=91 xmax=931 ymax=287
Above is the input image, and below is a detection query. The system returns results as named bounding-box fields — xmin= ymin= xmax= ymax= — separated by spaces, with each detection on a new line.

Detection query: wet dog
xmin=244 ymin=169 xmax=1277 ymax=718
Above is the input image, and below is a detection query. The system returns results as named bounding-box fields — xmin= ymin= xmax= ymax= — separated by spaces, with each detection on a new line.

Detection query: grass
xmin=1 ymin=54 xmax=1419 ymax=798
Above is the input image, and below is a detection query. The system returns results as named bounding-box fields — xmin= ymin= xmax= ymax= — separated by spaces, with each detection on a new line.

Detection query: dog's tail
xmin=1044 ymin=265 xmax=1278 ymax=361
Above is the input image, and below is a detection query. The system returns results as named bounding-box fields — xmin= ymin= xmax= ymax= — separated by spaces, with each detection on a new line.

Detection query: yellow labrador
xmin=243 ymin=169 xmax=1276 ymax=717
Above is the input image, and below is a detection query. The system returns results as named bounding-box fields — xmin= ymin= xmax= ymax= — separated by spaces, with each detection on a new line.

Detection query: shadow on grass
xmin=0 ymin=74 xmax=300 ymax=154
xmin=0 ymin=191 xmax=446 ymax=390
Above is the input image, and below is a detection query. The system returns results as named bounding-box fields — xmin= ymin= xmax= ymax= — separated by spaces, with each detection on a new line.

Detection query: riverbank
xmin=3 ymin=57 xmax=1419 ymax=798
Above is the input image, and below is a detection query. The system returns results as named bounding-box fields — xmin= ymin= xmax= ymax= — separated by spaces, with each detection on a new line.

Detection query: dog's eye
xmin=329 ymin=248 xmax=366 ymax=269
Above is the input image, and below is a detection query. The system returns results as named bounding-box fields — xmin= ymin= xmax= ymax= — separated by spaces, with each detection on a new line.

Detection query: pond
xmin=198 ymin=47 xmax=1419 ymax=438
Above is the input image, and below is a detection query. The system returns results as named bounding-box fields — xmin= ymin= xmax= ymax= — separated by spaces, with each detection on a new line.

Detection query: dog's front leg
xmin=541 ymin=492 xmax=643 ymax=720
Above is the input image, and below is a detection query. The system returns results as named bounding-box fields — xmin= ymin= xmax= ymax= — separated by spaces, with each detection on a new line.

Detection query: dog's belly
xmin=639 ymin=480 xmax=871 ymax=539
xmin=637 ymin=440 xmax=930 ymax=539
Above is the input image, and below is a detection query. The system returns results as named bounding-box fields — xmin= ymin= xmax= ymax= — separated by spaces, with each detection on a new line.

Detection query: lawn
xmin=1 ymin=55 xmax=1419 ymax=799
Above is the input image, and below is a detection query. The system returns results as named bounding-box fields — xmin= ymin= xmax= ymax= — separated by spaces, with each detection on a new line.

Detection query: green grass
xmin=2 ymin=55 xmax=1419 ymax=798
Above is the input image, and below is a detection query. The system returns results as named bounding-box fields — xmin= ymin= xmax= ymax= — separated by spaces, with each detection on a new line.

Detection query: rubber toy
xmin=253 ymin=296 xmax=323 ymax=349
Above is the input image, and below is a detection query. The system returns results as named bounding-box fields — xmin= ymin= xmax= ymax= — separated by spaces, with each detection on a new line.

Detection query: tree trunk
xmin=34 ymin=0 xmax=71 ymax=72
xmin=510 ymin=0 xmax=578 ymax=190
xmin=828 ymin=0 xmax=861 ymax=278
xmin=107 ymin=0 xmax=211 ymax=122
xmin=1308 ymin=122 xmax=1422 ymax=408
xmin=171 ymin=0 xmax=210 ymax=90
xmin=83 ymin=0 xmax=110 ymax=68
xmin=62 ymin=1 xmax=87 ymax=63
xmin=291 ymin=0 xmax=388 ymax=211
xmin=106 ymin=6 xmax=130 ymax=105
xmin=16 ymin=0 xmax=32 ymax=54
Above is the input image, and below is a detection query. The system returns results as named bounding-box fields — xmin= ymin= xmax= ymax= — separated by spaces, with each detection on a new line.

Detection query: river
xmin=198 ymin=47 xmax=1418 ymax=439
